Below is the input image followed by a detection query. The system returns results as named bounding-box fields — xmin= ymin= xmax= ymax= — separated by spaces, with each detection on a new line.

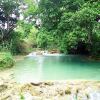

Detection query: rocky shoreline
xmin=0 ymin=69 xmax=100 ymax=100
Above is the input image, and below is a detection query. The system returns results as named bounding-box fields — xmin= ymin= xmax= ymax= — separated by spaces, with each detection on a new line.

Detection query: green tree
xmin=0 ymin=0 xmax=19 ymax=42
xmin=38 ymin=0 xmax=100 ymax=56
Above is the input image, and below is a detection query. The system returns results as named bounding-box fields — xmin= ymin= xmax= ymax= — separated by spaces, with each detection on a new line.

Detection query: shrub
xmin=37 ymin=28 xmax=58 ymax=50
xmin=37 ymin=28 xmax=49 ymax=49
xmin=10 ymin=31 xmax=33 ymax=55
xmin=27 ymin=26 xmax=38 ymax=47
xmin=0 ymin=52 xmax=14 ymax=69
xmin=14 ymin=40 xmax=32 ymax=55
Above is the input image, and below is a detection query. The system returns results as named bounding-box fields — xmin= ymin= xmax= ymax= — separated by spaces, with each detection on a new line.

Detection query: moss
xmin=20 ymin=94 xmax=25 ymax=100
xmin=0 ymin=52 xmax=14 ymax=69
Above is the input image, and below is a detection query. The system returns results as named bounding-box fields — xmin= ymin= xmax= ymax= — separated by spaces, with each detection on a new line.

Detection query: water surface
xmin=14 ymin=55 xmax=100 ymax=83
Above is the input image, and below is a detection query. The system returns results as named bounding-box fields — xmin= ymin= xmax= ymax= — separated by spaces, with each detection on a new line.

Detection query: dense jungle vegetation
xmin=37 ymin=0 xmax=100 ymax=56
xmin=0 ymin=0 xmax=100 ymax=64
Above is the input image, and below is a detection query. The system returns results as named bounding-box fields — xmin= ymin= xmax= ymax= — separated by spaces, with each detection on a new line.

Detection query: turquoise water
xmin=14 ymin=55 xmax=100 ymax=83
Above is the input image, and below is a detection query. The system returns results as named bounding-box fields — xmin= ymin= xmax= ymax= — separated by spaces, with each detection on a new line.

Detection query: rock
xmin=44 ymin=82 xmax=54 ymax=86
xmin=32 ymin=96 xmax=42 ymax=100
xmin=89 ymin=91 xmax=100 ymax=100
xmin=50 ymin=50 xmax=59 ymax=54
xmin=31 ymin=82 xmax=42 ymax=86
xmin=65 ymin=89 xmax=71 ymax=95
xmin=57 ymin=90 xmax=64 ymax=96
xmin=36 ymin=52 xmax=43 ymax=55
xmin=0 ymin=95 xmax=11 ymax=100
xmin=0 ymin=84 xmax=8 ymax=92
xmin=24 ymin=92 xmax=33 ymax=100
xmin=0 ymin=72 xmax=100 ymax=100
xmin=0 ymin=78 xmax=4 ymax=85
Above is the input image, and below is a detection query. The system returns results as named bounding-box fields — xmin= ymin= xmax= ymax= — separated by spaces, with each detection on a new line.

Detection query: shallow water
xmin=14 ymin=55 xmax=100 ymax=83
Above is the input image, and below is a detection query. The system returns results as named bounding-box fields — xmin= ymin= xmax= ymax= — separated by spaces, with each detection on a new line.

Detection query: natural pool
xmin=14 ymin=55 xmax=100 ymax=83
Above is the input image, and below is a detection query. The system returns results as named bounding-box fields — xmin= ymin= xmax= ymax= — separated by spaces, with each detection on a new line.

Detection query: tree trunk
xmin=7 ymin=15 xmax=10 ymax=35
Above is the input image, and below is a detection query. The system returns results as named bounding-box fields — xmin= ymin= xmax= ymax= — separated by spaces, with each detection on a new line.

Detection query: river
xmin=14 ymin=55 xmax=100 ymax=83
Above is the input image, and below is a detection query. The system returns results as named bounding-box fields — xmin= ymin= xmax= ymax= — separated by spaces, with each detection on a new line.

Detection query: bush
xmin=27 ymin=26 xmax=38 ymax=47
xmin=37 ymin=28 xmax=58 ymax=50
xmin=37 ymin=28 xmax=49 ymax=49
xmin=10 ymin=25 xmax=38 ymax=54
xmin=10 ymin=30 xmax=33 ymax=55
xmin=0 ymin=52 xmax=14 ymax=69
xmin=13 ymin=39 xmax=33 ymax=55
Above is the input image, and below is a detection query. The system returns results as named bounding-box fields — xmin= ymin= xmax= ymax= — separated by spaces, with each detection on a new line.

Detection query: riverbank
xmin=0 ymin=69 xmax=100 ymax=100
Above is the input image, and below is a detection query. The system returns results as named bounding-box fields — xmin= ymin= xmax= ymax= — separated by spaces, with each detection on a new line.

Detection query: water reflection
xmin=36 ymin=56 xmax=44 ymax=81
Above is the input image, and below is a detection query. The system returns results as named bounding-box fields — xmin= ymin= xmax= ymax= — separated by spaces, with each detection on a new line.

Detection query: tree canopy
xmin=0 ymin=0 xmax=19 ymax=41
xmin=0 ymin=0 xmax=100 ymax=57
xmin=37 ymin=0 xmax=100 ymax=56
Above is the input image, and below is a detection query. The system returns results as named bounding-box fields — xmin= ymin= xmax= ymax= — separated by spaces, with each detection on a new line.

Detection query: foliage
xmin=0 ymin=0 xmax=38 ymax=54
xmin=0 ymin=52 xmax=14 ymax=69
xmin=20 ymin=94 xmax=25 ymax=100
xmin=0 ymin=0 xmax=19 ymax=43
xmin=10 ymin=32 xmax=33 ymax=55
xmin=14 ymin=22 xmax=38 ymax=54
xmin=0 ymin=0 xmax=100 ymax=57
xmin=16 ymin=21 xmax=33 ymax=38
xmin=37 ymin=28 xmax=58 ymax=49
xmin=38 ymin=0 xmax=100 ymax=56
xmin=38 ymin=0 xmax=84 ymax=30
xmin=27 ymin=26 xmax=38 ymax=47
xmin=37 ymin=28 xmax=49 ymax=49
xmin=20 ymin=0 xmax=38 ymax=24
xmin=23 ymin=0 xmax=37 ymax=17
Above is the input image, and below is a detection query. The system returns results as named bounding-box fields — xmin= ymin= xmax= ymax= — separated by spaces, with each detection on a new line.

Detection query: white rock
xmin=89 ymin=91 xmax=100 ymax=100
xmin=0 ymin=79 xmax=4 ymax=85
xmin=24 ymin=92 xmax=33 ymax=100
